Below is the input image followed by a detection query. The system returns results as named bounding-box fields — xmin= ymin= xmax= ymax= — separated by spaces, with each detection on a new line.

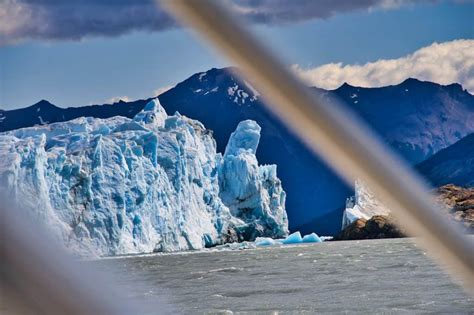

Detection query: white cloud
xmin=103 ymin=96 xmax=131 ymax=104
xmin=291 ymin=39 xmax=474 ymax=93
xmin=98 ymin=85 xmax=174 ymax=105
xmin=153 ymin=85 xmax=174 ymax=96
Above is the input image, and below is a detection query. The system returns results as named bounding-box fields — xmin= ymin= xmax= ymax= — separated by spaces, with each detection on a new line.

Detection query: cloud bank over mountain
xmin=291 ymin=40 xmax=474 ymax=93
xmin=0 ymin=0 xmax=428 ymax=45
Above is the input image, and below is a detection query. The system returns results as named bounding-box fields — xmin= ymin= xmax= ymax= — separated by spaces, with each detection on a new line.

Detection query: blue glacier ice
xmin=302 ymin=233 xmax=322 ymax=243
xmin=254 ymin=231 xmax=323 ymax=247
xmin=281 ymin=231 xmax=303 ymax=244
xmin=219 ymin=120 xmax=288 ymax=241
xmin=0 ymin=99 xmax=288 ymax=256
xmin=255 ymin=237 xmax=276 ymax=246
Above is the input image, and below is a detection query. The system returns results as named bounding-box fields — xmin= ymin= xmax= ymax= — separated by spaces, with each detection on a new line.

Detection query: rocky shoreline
xmin=334 ymin=215 xmax=404 ymax=240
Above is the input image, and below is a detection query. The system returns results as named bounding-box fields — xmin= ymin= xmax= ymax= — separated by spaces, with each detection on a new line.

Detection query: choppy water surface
xmin=95 ymin=238 xmax=473 ymax=314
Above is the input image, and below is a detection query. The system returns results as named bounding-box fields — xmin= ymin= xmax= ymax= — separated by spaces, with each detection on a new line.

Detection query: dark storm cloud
xmin=229 ymin=0 xmax=397 ymax=23
xmin=0 ymin=0 xmax=429 ymax=45
xmin=0 ymin=0 xmax=176 ymax=45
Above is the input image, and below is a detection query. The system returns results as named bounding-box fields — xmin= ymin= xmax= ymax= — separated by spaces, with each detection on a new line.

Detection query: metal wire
xmin=161 ymin=0 xmax=474 ymax=292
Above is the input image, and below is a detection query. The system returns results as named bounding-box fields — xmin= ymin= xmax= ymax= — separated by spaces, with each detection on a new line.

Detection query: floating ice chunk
xmin=256 ymin=232 xmax=325 ymax=247
xmin=281 ymin=231 xmax=303 ymax=244
xmin=279 ymin=231 xmax=323 ymax=245
xmin=212 ymin=241 xmax=256 ymax=251
xmin=302 ymin=233 xmax=322 ymax=243
xmin=255 ymin=237 xmax=275 ymax=246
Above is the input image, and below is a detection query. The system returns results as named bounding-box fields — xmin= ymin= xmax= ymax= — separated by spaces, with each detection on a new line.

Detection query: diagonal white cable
xmin=1 ymin=196 xmax=176 ymax=314
xmin=161 ymin=0 xmax=473 ymax=292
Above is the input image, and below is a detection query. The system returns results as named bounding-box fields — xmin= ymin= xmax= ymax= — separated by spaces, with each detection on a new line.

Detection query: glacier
xmin=341 ymin=179 xmax=391 ymax=230
xmin=0 ymin=99 xmax=288 ymax=257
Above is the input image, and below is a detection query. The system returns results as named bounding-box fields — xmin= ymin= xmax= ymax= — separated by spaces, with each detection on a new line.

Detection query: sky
xmin=0 ymin=0 xmax=473 ymax=110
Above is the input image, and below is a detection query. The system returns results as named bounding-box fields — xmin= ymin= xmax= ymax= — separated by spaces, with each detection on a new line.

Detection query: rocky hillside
xmin=435 ymin=185 xmax=474 ymax=234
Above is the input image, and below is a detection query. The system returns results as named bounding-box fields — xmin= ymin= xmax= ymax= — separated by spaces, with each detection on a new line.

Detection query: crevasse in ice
xmin=0 ymin=99 xmax=288 ymax=256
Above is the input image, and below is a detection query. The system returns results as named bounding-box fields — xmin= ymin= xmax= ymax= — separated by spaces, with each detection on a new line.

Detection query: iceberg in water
xmin=281 ymin=231 xmax=303 ymax=244
xmin=255 ymin=237 xmax=276 ymax=246
xmin=302 ymin=233 xmax=322 ymax=243
xmin=255 ymin=231 xmax=323 ymax=246
xmin=341 ymin=179 xmax=391 ymax=230
xmin=0 ymin=99 xmax=288 ymax=256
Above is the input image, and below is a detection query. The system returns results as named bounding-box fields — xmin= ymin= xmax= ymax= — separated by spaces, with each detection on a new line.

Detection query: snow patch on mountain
xmin=38 ymin=116 xmax=48 ymax=125
xmin=198 ymin=72 xmax=207 ymax=82
xmin=0 ymin=99 xmax=288 ymax=257
xmin=243 ymin=80 xmax=260 ymax=98
xmin=227 ymin=82 xmax=258 ymax=105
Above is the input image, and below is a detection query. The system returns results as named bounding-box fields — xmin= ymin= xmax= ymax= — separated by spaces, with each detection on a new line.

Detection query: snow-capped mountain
xmin=0 ymin=99 xmax=288 ymax=256
xmin=1 ymin=67 xmax=473 ymax=235
xmin=328 ymin=79 xmax=474 ymax=164
xmin=417 ymin=133 xmax=474 ymax=187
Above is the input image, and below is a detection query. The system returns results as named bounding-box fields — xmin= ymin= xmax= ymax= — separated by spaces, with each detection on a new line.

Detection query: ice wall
xmin=341 ymin=179 xmax=391 ymax=230
xmin=0 ymin=99 xmax=288 ymax=256
xmin=219 ymin=120 xmax=288 ymax=241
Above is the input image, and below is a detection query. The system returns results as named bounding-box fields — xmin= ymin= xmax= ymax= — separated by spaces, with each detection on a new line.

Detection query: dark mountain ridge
xmin=0 ymin=99 xmax=149 ymax=132
xmin=324 ymin=77 xmax=474 ymax=163
xmin=417 ymin=133 xmax=474 ymax=187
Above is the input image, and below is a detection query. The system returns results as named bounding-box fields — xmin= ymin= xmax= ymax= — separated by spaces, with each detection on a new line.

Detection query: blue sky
xmin=1 ymin=0 xmax=473 ymax=110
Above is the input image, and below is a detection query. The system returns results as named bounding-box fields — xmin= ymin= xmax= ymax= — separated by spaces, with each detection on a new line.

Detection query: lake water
xmin=95 ymin=238 xmax=473 ymax=314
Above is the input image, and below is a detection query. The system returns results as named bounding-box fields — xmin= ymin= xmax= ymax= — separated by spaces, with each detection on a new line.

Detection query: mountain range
xmin=417 ymin=133 xmax=474 ymax=187
xmin=1 ymin=67 xmax=473 ymax=235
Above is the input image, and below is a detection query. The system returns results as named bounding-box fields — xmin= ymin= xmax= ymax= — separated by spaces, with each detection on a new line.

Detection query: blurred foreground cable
xmin=161 ymin=0 xmax=473 ymax=292
xmin=0 ymin=197 xmax=147 ymax=315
